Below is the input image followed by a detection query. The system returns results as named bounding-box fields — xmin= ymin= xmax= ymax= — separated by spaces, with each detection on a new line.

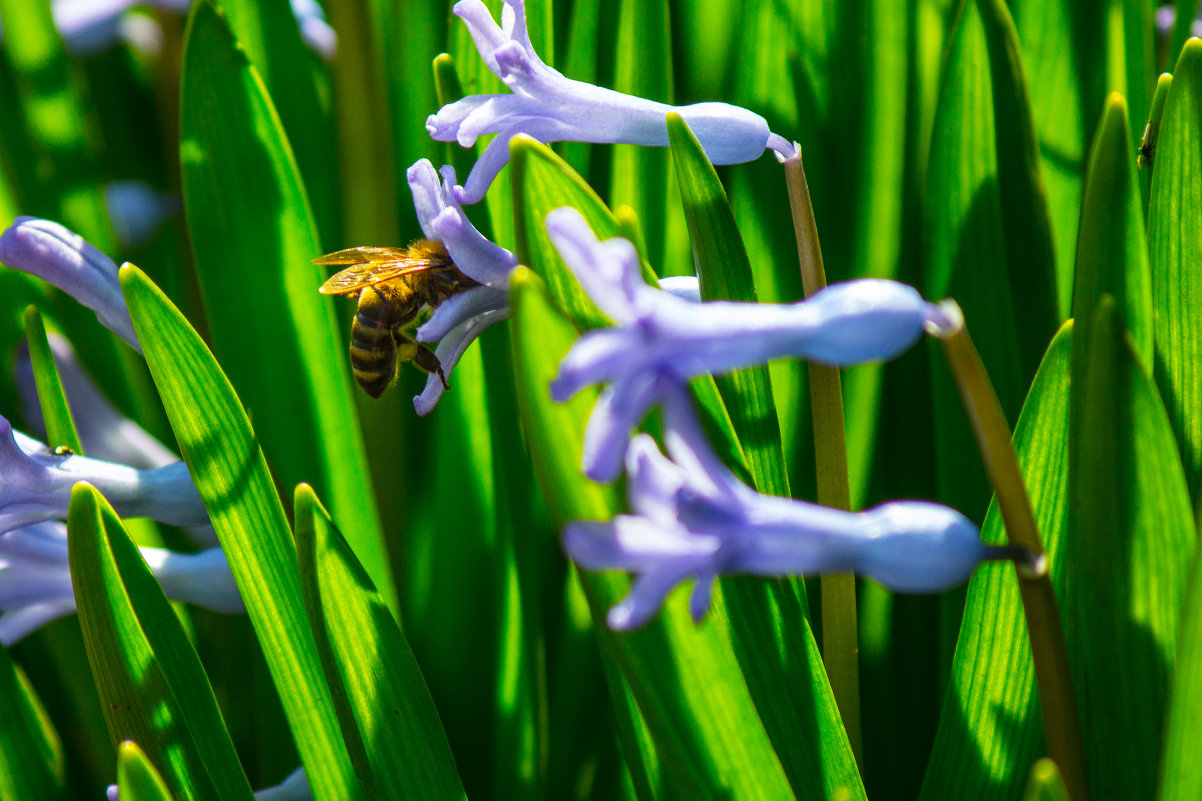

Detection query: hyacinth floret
xmin=427 ymin=0 xmax=796 ymax=204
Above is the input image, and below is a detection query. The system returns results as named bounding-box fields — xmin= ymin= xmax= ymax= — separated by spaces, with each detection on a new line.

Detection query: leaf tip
xmin=1176 ymin=37 xmax=1202 ymax=72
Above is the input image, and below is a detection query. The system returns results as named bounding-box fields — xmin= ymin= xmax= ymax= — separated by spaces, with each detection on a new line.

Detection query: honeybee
xmin=315 ymin=241 xmax=479 ymax=398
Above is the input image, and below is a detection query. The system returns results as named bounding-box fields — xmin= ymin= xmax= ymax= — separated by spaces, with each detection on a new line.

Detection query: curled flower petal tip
xmin=0 ymin=217 xmax=140 ymax=352
xmin=430 ymin=0 xmax=793 ymax=203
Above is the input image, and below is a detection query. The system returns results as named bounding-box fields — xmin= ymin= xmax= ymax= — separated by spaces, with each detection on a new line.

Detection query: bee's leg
xmin=394 ymin=330 xmax=449 ymax=390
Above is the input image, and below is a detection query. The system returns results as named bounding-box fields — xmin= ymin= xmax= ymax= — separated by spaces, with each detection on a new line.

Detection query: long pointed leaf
xmin=295 ymin=485 xmax=467 ymax=801
xmin=1065 ymin=297 xmax=1194 ymax=798
xmin=179 ymin=0 xmax=391 ymax=610
xmin=1148 ymin=38 xmax=1202 ymax=503
xmin=68 ymin=483 xmax=253 ymax=801
xmin=919 ymin=323 xmax=1072 ymax=801
xmin=119 ymin=264 xmax=363 ymax=801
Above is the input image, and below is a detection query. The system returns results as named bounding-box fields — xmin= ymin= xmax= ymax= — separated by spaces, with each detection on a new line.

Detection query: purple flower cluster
xmin=543 ymin=211 xmax=996 ymax=630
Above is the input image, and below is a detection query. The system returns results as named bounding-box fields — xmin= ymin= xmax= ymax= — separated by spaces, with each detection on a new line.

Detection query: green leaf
xmin=119 ymin=264 xmax=364 ymax=801
xmin=1160 ymin=520 xmax=1202 ymax=801
xmin=1072 ymin=93 xmax=1154 ymax=390
xmin=117 ymin=742 xmax=179 ymax=801
xmin=1020 ymin=759 xmax=1070 ymax=801
xmin=510 ymin=134 xmax=641 ymax=331
xmin=511 ymin=267 xmax=864 ymax=801
xmin=216 ymin=0 xmax=339 ymax=246
xmin=67 ymin=483 xmax=254 ymax=801
xmin=1065 ymin=297 xmax=1194 ymax=798
xmin=665 ymin=113 xmax=788 ymax=499
xmin=179 ymin=0 xmax=392 ymax=610
xmin=919 ymin=322 xmax=1072 ymax=801
xmin=974 ymin=0 xmax=1060 ymax=325
xmin=295 ymin=485 xmax=467 ymax=801
xmin=1138 ymin=72 xmax=1173 ymax=184
xmin=925 ymin=0 xmax=1059 ymax=517
xmin=23 ymin=306 xmax=82 ymax=454
xmin=608 ymin=0 xmax=688 ymax=277
xmin=1148 ymin=38 xmax=1202 ymax=503
xmin=0 ymin=645 xmax=63 ymax=799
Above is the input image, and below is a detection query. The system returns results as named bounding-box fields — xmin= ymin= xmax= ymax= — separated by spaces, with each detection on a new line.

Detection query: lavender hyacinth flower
xmin=406 ymin=159 xmax=516 ymax=415
xmin=0 ymin=217 xmax=140 ymax=352
xmin=0 ymin=521 xmax=243 ymax=646
xmin=564 ymin=383 xmax=994 ymax=631
xmin=546 ymin=207 xmax=946 ymax=481
xmin=0 ymin=417 xmax=208 ymax=534
xmin=427 ymin=0 xmax=796 ymax=204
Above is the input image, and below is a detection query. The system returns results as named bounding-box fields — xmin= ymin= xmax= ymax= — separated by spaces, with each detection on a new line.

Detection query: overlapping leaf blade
xmin=23 ymin=305 xmax=82 ymax=454
xmin=665 ymin=114 xmax=787 ymax=499
xmin=1159 ymin=516 xmax=1202 ymax=801
xmin=1065 ymin=297 xmax=1194 ymax=798
xmin=216 ymin=0 xmax=338 ymax=245
xmin=1148 ymin=39 xmax=1202 ymax=502
xmin=925 ymin=0 xmax=1059 ymax=520
xmin=67 ymin=483 xmax=253 ymax=801
xmin=919 ymin=323 xmax=1072 ymax=801
xmin=1071 ymin=93 xmax=1153 ymax=369
xmin=295 ymin=485 xmax=467 ymax=801
xmin=117 ymin=742 xmax=178 ymax=801
xmin=119 ymin=264 xmax=363 ymax=801
xmin=0 ymin=645 xmax=63 ymax=799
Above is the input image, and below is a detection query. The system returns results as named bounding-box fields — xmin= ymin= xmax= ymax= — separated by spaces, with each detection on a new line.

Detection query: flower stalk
xmin=782 ymin=150 xmax=861 ymax=764
xmin=927 ymin=301 xmax=1086 ymax=801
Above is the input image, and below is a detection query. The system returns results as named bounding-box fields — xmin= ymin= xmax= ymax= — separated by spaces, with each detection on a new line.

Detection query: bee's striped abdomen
xmin=350 ymin=286 xmax=403 ymax=398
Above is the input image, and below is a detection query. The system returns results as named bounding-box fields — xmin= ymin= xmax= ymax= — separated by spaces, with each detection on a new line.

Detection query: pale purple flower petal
xmin=657 ymin=275 xmax=700 ymax=303
xmin=0 ymin=217 xmax=140 ymax=352
xmin=429 ymin=0 xmax=794 ymax=204
xmin=0 ymin=416 xmax=208 ymax=534
xmin=403 ymin=160 xmax=516 ymax=414
xmin=416 ymin=284 xmax=508 ymax=343
xmin=412 ymin=309 xmax=508 ymax=416
xmin=546 ymin=207 xmax=944 ymax=479
xmin=0 ymin=600 xmax=77 ymax=646
xmin=405 ymin=160 xmax=517 ymax=288
xmin=0 ymin=521 xmax=242 ymax=646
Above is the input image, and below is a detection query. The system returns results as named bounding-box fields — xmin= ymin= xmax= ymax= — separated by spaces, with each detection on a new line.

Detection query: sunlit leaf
xmin=68 ymin=483 xmax=253 ymax=801
xmin=120 ymin=264 xmax=363 ymax=801
xmin=179 ymin=0 xmax=391 ymax=609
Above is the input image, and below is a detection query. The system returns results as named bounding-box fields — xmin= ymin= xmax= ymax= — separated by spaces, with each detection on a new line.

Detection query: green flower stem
xmin=783 ymin=152 xmax=862 ymax=765
xmin=928 ymin=301 xmax=1087 ymax=801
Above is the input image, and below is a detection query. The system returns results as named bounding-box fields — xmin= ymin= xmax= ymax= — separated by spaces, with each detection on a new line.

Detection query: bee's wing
xmin=318 ymin=257 xmax=449 ymax=295
xmin=312 ymin=246 xmax=408 ymax=266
